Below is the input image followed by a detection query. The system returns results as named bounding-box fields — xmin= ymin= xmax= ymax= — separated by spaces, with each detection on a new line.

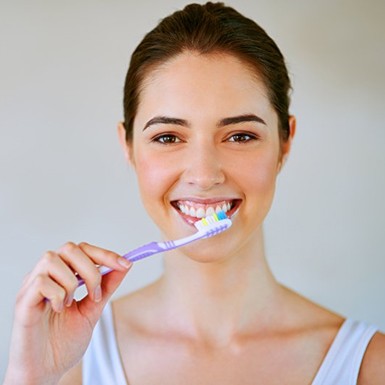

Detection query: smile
xmin=171 ymin=199 xmax=241 ymax=220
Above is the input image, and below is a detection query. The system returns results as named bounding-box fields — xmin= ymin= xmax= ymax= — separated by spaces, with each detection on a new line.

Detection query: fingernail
xmin=94 ymin=285 xmax=102 ymax=302
xmin=118 ymin=257 xmax=132 ymax=269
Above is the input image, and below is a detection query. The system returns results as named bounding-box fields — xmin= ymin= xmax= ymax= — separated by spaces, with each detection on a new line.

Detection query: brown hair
xmin=123 ymin=2 xmax=291 ymax=142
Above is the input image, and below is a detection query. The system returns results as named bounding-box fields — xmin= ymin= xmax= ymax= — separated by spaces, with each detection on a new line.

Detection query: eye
xmin=152 ymin=134 xmax=182 ymax=144
xmin=227 ymin=132 xmax=257 ymax=143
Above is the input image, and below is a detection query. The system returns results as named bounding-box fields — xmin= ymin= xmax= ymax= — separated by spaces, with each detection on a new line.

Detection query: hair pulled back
xmin=123 ymin=2 xmax=291 ymax=142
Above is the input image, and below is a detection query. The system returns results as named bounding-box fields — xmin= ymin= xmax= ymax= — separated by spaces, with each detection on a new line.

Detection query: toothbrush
xmin=77 ymin=211 xmax=232 ymax=286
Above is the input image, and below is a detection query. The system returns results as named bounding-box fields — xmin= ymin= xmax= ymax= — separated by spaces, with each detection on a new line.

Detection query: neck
xmin=156 ymin=227 xmax=281 ymax=346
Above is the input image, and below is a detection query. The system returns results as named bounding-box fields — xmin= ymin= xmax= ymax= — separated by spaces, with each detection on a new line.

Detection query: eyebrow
xmin=143 ymin=116 xmax=189 ymax=131
xmin=218 ymin=114 xmax=266 ymax=127
xmin=143 ymin=113 xmax=266 ymax=131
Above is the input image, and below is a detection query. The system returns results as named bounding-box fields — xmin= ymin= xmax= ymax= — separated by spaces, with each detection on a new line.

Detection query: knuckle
xmin=28 ymin=273 xmax=48 ymax=294
xmin=60 ymin=241 xmax=77 ymax=254
xmin=102 ymin=249 xmax=118 ymax=262
xmin=42 ymin=250 xmax=56 ymax=264
xmin=34 ymin=273 xmax=46 ymax=286
xmin=108 ymin=250 xmax=119 ymax=259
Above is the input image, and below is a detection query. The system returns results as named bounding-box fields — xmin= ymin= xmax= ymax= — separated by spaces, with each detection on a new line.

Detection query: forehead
xmin=143 ymin=51 xmax=268 ymax=96
xmin=135 ymin=51 xmax=275 ymax=126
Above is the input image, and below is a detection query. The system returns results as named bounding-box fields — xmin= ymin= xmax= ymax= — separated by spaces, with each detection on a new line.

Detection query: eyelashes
xmin=226 ymin=132 xmax=258 ymax=143
xmin=152 ymin=134 xmax=182 ymax=144
xmin=151 ymin=131 xmax=260 ymax=145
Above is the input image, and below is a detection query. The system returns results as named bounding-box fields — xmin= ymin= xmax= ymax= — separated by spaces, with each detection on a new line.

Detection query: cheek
xmin=233 ymin=149 xmax=279 ymax=219
xmin=134 ymin=152 xmax=175 ymax=208
xmin=234 ymin=149 xmax=279 ymax=191
xmin=254 ymin=156 xmax=278 ymax=189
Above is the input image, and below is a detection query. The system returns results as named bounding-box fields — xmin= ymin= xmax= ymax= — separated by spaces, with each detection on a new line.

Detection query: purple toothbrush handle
xmin=76 ymin=241 xmax=168 ymax=287
xmin=122 ymin=241 xmax=167 ymax=262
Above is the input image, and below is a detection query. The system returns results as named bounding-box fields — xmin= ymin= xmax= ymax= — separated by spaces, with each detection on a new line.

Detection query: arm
xmin=358 ymin=332 xmax=385 ymax=385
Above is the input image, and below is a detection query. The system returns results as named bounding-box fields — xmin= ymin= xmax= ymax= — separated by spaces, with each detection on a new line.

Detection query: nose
xmin=182 ymin=143 xmax=225 ymax=190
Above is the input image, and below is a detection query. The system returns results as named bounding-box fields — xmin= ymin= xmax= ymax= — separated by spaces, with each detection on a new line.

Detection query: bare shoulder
xmin=358 ymin=331 xmax=385 ymax=385
xmin=281 ymin=285 xmax=344 ymax=328
xmin=58 ymin=362 xmax=82 ymax=385
xmin=113 ymin=279 xmax=161 ymax=325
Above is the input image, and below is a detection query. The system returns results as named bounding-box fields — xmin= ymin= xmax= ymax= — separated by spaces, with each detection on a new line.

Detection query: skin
xmin=3 ymin=242 xmax=132 ymax=385
xmin=129 ymin=54 xmax=286 ymax=264
xmin=4 ymin=51 xmax=385 ymax=384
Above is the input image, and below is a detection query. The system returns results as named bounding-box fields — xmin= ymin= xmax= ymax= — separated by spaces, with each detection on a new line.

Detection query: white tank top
xmin=83 ymin=302 xmax=378 ymax=385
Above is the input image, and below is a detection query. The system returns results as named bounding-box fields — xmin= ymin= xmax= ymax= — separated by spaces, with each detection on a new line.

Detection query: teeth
xmin=196 ymin=208 xmax=205 ymax=218
xmin=176 ymin=200 xmax=234 ymax=218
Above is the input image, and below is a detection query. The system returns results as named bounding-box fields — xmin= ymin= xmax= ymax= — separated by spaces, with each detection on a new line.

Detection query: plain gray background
xmin=1 ymin=0 xmax=384 ymax=378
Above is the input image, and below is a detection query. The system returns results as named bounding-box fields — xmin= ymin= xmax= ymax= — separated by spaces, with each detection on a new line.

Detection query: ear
xmin=277 ymin=115 xmax=296 ymax=173
xmin=117 ymin=122 xmax=135 ymax=167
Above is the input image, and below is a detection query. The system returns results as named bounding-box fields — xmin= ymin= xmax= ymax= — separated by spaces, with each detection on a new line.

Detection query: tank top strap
xmin=82 ymin=302 xmax=128 ymax=385
xmin=312 ymin=319 xmax=378 ymax=385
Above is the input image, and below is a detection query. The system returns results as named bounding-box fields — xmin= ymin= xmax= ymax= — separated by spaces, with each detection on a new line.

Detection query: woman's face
xmin=122 ymin=52 xmax=292 ymax=262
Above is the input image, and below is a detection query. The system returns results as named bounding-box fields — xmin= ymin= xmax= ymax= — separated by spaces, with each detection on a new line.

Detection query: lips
xmin=171 ymin=198 xmax=241 ymax=223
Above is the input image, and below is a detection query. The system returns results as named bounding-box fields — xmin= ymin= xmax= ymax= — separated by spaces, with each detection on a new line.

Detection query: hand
xmin=3 ymin=242 xmax=132 ymax=385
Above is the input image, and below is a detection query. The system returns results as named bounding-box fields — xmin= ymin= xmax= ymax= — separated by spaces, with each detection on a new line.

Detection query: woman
xmin=4 ymin=2 xmax=384 ymax=384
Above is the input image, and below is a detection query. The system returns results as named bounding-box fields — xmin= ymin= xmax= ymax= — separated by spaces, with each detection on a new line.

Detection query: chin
xmin=173 ymin=231 xmax=238 ymax=264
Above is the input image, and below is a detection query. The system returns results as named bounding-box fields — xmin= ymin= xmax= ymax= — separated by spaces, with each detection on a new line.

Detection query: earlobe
xmin=117 ymin=122 xmax=135 ymax=167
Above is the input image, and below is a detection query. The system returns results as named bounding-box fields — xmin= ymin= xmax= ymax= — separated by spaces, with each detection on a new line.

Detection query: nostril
xmin=183 ymin=165 xmax=225 ymax=189
xmin=186 ymin=175 xmax=225 ymax=190
xmin=181 ymin=148 xmax=225 ymax=189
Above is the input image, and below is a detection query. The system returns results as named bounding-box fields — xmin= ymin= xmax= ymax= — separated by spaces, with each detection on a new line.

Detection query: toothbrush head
xmin=194 ymin=211 xmax=232 ymax=238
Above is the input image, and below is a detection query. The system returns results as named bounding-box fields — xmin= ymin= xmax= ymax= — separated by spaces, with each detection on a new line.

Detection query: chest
xmin=118 ymin=334 xmax=326 ymax=385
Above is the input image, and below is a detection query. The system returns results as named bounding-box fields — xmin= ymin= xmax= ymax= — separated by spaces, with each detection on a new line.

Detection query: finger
xmin=57 ymin=242 xmax=103 ymax=302
xmin=18 ymin=252 xmax=74 ymax=306
xmin=77 ymin=266 xmax=131 ymax=324
xmin=78 ymin=242 xmax=132 ymax=271
xmin=32 ymin=251 xmax=80 ymax=306
xmin=101 ymin=264 xmax=132 ymax=297
xmin=16 ymin=273 xmax=66 ymax=323
xmin=76 ymin=243 xmax=133 ymax=312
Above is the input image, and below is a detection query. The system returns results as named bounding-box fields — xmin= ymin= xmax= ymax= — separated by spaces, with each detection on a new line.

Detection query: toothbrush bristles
xmin=216 ymin=211 xmax=227 ymax=220
xmin=194 ymin=211 xmax=228 ymax=231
